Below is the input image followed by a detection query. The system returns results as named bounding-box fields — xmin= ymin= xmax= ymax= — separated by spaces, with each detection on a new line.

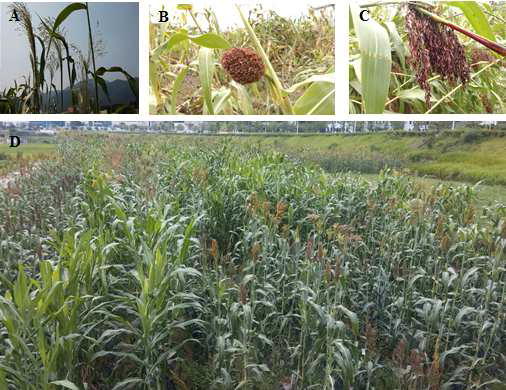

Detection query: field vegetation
xmin=150 ymin=4 xmax=335 ymax=115
xmin=0 ymin=142 xmax=56 ymax=174
xmin=0 ymin=134 xmax=504 ymax=389
xmin=0 ymin=2 xmax=138 ymax=114
xmin=350 ymin=1 xmax=506 ymax=114
xmin=244 ymin=131 xmax=506 ymax=186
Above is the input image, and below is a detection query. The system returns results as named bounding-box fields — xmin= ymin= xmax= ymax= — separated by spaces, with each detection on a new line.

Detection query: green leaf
xmin=53 ymin=3 xmax=87 ymax=32
xmin=447 ymin=2 xmax=495 ymax=42
xmin=51 ymin=380 xmax=80 ymax=390
xmin=284 ymin=73 xmax=335 ymax=94
xmin=385 ymin=21 xmax=406 ymax=69
xmin=171 ymin=66 xmax=189 ymax=114
xmin=92 ymin=66 xmax=138 ymax=100
xmin=199 ymin=47 xmax=215 ymax=115
xmin=212 ymin=88 xmax=232 ymax=114
xmin=231 ymin=81 xmax=254 ymax=115
xmin=153 ymin=32 xmax=189 ymax=57
xmin=189 ymin=33 xmax=231 ymax=49
xmin=95 ymin=67 xmax=107 ymax=77
xmin=398 ymin=88 xmax=425 ymax=102
xmin=294 ymin=81 xmax=335 ymax=115
xmin=111 ymin=378 xmax=144 ymax=390
xmin=94 ymin=75 xmax=111 ymax=104
xmin=70 ymin=59 xmax=77 ymax=88
xmin=350 ymin=3 xmax=391 ymax=114
xmin=337 ymin=305 xmax=359 ymax=336
xmin=35 ymin=35 xmax=46 ymax=87
xmin=490 ymin=90 xmax=504 ymax=112
xmin=0 ymin=369 xmax=7 ymax=389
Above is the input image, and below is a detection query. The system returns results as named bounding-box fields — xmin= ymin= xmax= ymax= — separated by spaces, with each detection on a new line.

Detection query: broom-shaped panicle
xmin=405 ymin=4 xmax=470 ymax=107
xmin=414 ymin=6 xmax=506 ymax=57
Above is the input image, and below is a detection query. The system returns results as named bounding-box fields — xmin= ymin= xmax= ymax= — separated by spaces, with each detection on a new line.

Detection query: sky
xmin=0 ymin=2 xmax=139 ymax=90
xmin=149 ymin=1 xmax=335 ymax=30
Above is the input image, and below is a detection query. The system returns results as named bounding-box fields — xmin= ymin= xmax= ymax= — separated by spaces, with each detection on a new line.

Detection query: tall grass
xmin=0 ymin=134 xmax=505 ymax=388
xmin=1 ymin=2 xmax=138 ymax=114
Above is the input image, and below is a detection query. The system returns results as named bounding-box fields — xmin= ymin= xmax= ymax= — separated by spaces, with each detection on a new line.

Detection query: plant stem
xmin=59 ymin=54 xmax=64 ymax=112
xmin=189 ymin=10 xmax=204 ymax=34
xmin=359 ymin=1 xmax=433 ymax=9
xmin=85 ymin=3 xmax=100 ymax=113
xmin=235 ymin=5 xmax=294 ymax=115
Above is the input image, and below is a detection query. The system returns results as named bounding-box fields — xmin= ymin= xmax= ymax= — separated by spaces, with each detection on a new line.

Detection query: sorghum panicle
xmin=405 ymin=5 xmax=470 ymax=108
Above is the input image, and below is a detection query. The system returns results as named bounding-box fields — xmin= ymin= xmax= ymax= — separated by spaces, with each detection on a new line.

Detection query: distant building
xmin=39 ymin=129 xmax=58 ymax=135
xmin=30 ymin=121 xmax=65 ymax=129
xmin=480 ymin=121 xmax=497 ymax=127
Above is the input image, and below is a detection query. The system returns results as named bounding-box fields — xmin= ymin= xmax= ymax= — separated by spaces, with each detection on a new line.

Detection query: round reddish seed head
xmin=221 ymin=48 xmax=265 ymax=85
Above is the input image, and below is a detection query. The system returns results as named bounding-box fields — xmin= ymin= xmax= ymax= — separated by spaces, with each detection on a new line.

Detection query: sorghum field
xmin=0 ymin=135 xmax=505 ymax=389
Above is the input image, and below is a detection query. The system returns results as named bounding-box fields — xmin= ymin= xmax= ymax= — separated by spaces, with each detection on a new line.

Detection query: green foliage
xmin=0 ymin=3 xmax=137 ymax=114
xmin=150 ymin=4 xmax=335 ymax=115
xmin=349 ymin=3 xmax=392 ymax=113
xmin=244 ymin=131 xmax=506 ymax=185
xmin=349 ymin=1 xmax=506 ymax=114
xmin=0 ymin=134 xmax=505 ymax=389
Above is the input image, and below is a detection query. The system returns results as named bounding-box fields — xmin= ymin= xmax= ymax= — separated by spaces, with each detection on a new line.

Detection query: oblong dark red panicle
xmin=405 ymin=5 xmax=470 ymax=108
xmin=221 ymin=48 xmax=265 ymax=85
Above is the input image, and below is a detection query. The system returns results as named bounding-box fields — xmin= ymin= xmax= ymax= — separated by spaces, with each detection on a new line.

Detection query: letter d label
xmin=9 ymin=136 xmax=20 ymax=147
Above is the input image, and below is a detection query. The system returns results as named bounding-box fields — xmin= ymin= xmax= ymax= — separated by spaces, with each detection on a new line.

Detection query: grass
xmin=0 ymin=143 xmax=56 ymax=157
xmin=359 ymin=173 xmax=506 ymax=209
xmin=236 ymin=131 xmax=506 ymax=185
xmin=0 ymin=143 xmax=56 ymax=174
xmin=0 ymin=134 xmax=504 ymax=389
xmin=1 ymin=3 xmax=138 ymax=114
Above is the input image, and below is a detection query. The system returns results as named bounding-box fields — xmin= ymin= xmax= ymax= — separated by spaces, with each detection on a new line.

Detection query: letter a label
xmin=9 ymin=10 xmax=20 ymax=22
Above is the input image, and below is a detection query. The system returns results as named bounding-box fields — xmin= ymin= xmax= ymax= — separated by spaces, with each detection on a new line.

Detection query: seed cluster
xmin=221 ymin=47 xmax=265 ymax=85
xmin=405 ymin=5 xmax=470 ymax=108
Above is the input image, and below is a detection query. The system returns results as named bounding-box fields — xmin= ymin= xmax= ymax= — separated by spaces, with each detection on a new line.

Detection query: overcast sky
xmin=149 ymin=1 xmax=335 ymax=29
xmin=0 ymin=2 xmax=138 ymax=91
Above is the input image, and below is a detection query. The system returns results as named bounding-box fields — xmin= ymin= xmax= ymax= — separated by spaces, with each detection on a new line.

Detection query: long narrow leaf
xmin=231 ymin=81 xmax=254 ymax=115
xmin=294 ymin=82 xmax=335 ymax=115
xmin=53 ymin=3 xmax=87 ymax=32
xmin=447 ymin=2 xmax=495 ymax=42
xmin=171 ymin=66 xmax=189 ymax=114
xmin=350 ymin=3 xmax=391 ymax=113
xmin=198 ymin=47 xmax=215 ymax=115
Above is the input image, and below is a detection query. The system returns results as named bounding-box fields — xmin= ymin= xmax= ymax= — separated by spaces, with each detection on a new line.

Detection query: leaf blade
xmin=189 ymin=33 xmax=231 ymax=49
xmin=447 ymin=2 xmax=495 ymax=42
xmin=53 ymin=3 xmax=87 ymax=32
xmin=198 ymin=47 xmax=215 ymax=115
xmin=350 ymin=3 xmax=391 ymax=114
